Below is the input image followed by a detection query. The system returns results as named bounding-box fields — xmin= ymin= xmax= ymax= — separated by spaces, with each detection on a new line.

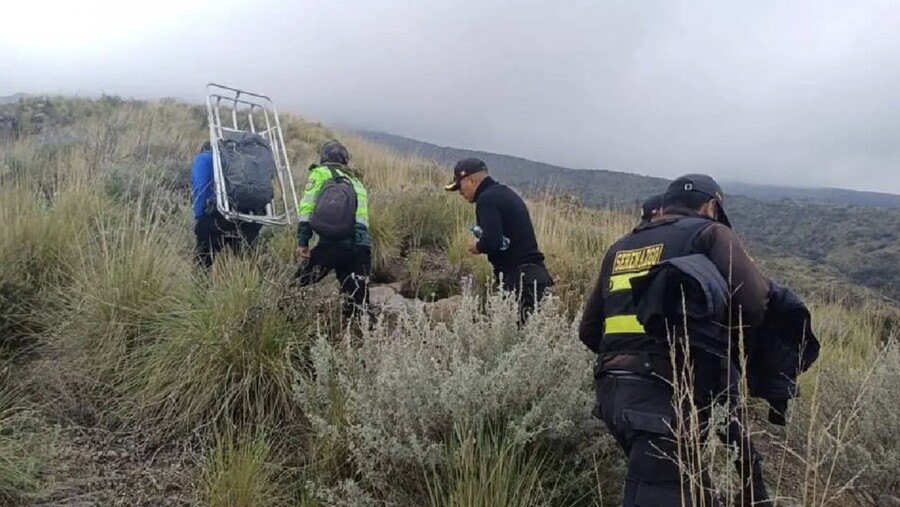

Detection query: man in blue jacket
xmin=191 ymin=141 xmax=262 ymax=269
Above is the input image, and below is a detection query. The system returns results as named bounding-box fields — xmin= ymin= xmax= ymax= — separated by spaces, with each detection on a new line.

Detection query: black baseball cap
xmin=664 ymin=174 xmax=732 ymax=228
xmin=641 ymin=193 xmax=664 ymax=221
xmin=444 ymin=157 xmax=487 ymax=191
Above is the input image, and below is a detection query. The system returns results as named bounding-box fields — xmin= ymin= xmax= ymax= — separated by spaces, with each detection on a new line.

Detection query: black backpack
xmin=309 ymin=166 xmax=358 ymax=239
xmin=218 ymin=132 xmax=276 ymax=212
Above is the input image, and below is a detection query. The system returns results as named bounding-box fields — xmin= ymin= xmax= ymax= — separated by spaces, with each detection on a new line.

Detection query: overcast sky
xmin=3 ymin=0 xmax=900 ymax=193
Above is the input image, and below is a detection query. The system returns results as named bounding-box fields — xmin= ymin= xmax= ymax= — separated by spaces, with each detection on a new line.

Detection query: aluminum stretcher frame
xmin=205 ymin=83 xmax=299 ymax=226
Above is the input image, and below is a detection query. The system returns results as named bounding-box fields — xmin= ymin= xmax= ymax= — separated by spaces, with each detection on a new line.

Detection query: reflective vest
xmin=298 ymin=164 xmax=369 ymax=228
xmin=596 ymin=216 xmax=714 ymax=358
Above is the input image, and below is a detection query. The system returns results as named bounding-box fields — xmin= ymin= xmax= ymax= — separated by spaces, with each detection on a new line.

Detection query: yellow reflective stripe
xmin=604 ymin=315 xmax=645 ymax=334
xmin=609 ymin=270 xmax=648 ymax=293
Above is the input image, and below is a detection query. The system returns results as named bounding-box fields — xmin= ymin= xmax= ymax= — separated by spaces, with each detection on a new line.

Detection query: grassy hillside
xmin=0 ymin=96 xmax=898 ymax=506
xmin=356 ymin=130 xmax=900 ymax=303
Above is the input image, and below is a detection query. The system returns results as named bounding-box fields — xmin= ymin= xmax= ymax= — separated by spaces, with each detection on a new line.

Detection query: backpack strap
xmin=326 ymin=165 xmax=351 ymax=182
xmin=326 ymin=165 xmax=340 ymax=180
xmin=325 ymin=164 xmax=362 ymax=184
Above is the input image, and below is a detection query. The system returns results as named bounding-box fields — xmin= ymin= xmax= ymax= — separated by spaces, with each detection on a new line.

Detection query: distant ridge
xmin=355 ymin=130 xmax=900 ymax=208
xmin=354 ymin=129 xmax=900 ymax=302
xmin=0 ymin=93 xmax=31 ymax=105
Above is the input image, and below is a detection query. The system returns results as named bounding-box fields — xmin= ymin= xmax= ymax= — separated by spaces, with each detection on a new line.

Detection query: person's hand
xmin=297 ymin=246 xmax=311 ymax=259
xmin=467 ymin=236 xmax=480 ymax=255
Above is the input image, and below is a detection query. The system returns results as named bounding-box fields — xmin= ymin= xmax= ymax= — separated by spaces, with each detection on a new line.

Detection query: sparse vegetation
xmin=0 ymin=95 xmax=897 ymax=505
xmin=0 ymin=365 xmax=41 ymax=504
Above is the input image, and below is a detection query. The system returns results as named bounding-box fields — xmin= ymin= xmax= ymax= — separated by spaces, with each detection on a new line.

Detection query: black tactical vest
xmin=596 ymin=216 xmax=715 ymax=358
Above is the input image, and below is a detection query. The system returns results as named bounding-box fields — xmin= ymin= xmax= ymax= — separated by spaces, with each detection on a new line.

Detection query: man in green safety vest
xmin=295 ymin=139 xmax=373 ymax=322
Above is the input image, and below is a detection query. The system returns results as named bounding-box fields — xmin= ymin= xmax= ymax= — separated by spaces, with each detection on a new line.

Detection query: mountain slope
xmin=356 ymin=130 xmax=667 ymax=206
xmin=355 ymin=130 xmax=900 ymax=302
xmin=721 ymin=181 xmax=900 ymax=208
xmin=0 ymin=93 xmax=30 ymax=105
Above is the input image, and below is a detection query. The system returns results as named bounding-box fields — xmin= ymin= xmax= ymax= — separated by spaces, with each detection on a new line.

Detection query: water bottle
xmin=470 ymin=225 xmax=510 ymax=251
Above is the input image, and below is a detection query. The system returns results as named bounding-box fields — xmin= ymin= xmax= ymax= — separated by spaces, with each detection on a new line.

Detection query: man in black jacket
xmin=579 ymin=174 xmax=772 ymax=507
xmin=640 ymin=193 xmax=664 ymax=225
xmin=445 ymin=157 xmax=553 ymax=324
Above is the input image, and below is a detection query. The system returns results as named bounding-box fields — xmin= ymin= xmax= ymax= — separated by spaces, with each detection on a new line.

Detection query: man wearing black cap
xmin=640 ymin=193 xmax=664 ymax=224
xmin=578 ymin=174 xmax=772 ymax=506
xmin=445 ymin=157 xmax=553 ymax=324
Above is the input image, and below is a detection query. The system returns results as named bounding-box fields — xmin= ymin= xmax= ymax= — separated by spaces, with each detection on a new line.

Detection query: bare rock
xmin=369 ymin=285 xmax=398 ymax=306
xmin=369 ymin=285 xmax=409 ymax=314
xmin=425 ymin=295 xmax=464 ymax=324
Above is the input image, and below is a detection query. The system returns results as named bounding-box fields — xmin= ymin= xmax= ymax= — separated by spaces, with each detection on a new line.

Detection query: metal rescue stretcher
xmin=205 ymin=83 xmax=299 ymax=226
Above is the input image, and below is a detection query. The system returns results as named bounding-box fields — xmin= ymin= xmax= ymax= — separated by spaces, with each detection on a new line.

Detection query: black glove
xmin=768 ymin=398 xmax=789 ymax=426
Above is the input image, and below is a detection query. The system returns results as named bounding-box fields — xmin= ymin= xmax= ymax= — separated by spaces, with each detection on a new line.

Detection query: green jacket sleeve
xmin=297 ymin=166 xmax=330 ymax=247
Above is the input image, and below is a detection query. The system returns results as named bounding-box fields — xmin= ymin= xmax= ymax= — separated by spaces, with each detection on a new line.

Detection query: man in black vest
xmin=445 ymin=157 xmax=553 ymax=325
xmin=579 ymin=174 xmax=772 ymax=507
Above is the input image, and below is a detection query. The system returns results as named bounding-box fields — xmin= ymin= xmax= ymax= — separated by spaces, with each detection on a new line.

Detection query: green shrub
xmin=298 ymin=289 xmax=623 ymax=505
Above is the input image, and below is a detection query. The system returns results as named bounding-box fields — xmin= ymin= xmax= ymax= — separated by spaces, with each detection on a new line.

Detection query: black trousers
xmin=595 ymin=367 xmax=771 ymax=507
xmin=498 ymin=263 xmax=554 ymax=325
xmin=296 ymin=243 xmax=372 ymax=321
xmin=194 ymin=212 xmax=262 ymax=269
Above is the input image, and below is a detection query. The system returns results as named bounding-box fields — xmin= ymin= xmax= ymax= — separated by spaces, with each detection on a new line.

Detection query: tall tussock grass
xmin=782 ymin=327 xmax=900 ymax=506
xmin=426 ymin=422 xmax=549 ymax=507
xmin=0 ymin=362 xmax=41 ymax=503
xmin=125 ymin=257 xmax=314 ymax=438
xmin=656 ymin=301 xmax=900 ymax=507
xmin=201 ymin=428 xmax=289 ymax=507
xmin=51 ymin=206 xmax=191 ymax=385
xmin=0 ymin=181 xmax=113 ymax=349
